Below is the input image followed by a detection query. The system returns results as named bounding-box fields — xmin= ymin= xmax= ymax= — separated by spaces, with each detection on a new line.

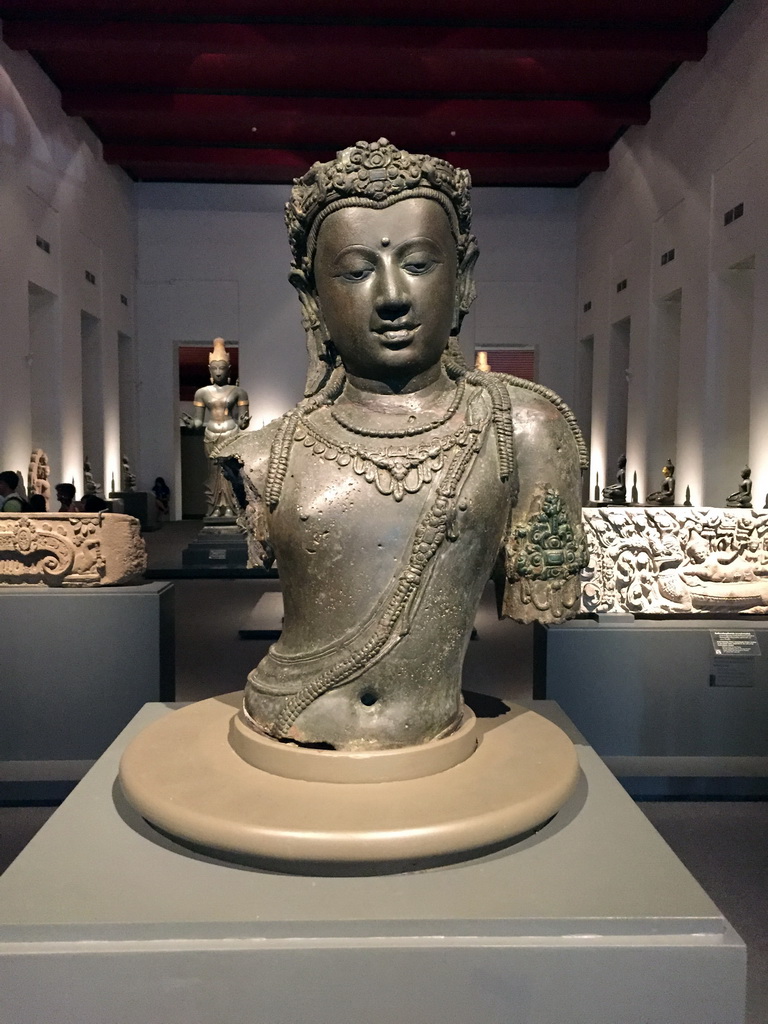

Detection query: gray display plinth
xmin=181 ymin=520 xmax=248 ymax=568
xmin=535 ymin=617 xmax=768 ymax=796
xmin=0 ymin=702 xmax=745 ymax=1024
xmin=109 ymin=491 xmax=159 ymax=531
xmin=0 ymin=584 xmax=174 ymax=799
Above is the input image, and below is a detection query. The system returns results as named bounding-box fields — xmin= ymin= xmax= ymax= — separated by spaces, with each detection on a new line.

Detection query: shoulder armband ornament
xmin=502 ymin=489 xmax=589 ymax=623
xmin=511 ymin=489 xmax=588 ymax=582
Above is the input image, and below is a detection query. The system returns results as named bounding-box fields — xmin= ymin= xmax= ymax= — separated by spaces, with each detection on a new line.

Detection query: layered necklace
xmin=294 ymin=379 xmax=472 ymax=502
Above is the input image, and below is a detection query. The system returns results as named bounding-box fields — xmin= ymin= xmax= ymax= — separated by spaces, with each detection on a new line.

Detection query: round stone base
xmin=230 ymin=705 xmax=479 ymax=783
xmin=119 ymin=693 xmax=580 ymax=867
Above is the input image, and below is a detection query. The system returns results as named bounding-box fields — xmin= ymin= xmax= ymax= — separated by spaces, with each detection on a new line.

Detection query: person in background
xmin=55 ymin=482 xmax=83 ymax=512
xmin=152 ymin=476 xmax=170 ymax=518
xmin=0 ymin=471 xmax=25 ymax=511
xmin=29 ymin=494 xmax=47 ymax=512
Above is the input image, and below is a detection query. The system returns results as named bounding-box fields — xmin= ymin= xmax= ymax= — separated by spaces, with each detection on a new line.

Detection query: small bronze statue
xmin=219 ymin=139 xmax=588 ymax=751
xmin=647 ymin=458 xmax=675 ymax=505
xmin=726 ymin=466 xmax=752 ymax=508
xmin=193 ymin=338 xmax=250 ymax=517
xmin=602 ymin=454 xmax=627 ymax=503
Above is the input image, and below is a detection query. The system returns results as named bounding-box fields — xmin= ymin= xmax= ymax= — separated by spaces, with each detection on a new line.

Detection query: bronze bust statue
xmin=119 ymin=140 xmax=589 ymax=866
xmin=193 ymin=338 xmax=250 ymax=517
xmin=219 ymin=140 xmax=588 ymax=752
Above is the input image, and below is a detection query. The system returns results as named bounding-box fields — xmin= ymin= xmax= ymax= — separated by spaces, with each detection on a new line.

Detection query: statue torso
xmin=240 ymin=381 xmax=513 ymax=749
xmin=224 ymin=373 xmax=585 ymax=751
xmin=196 ymin=384 xmax=242 ymax=435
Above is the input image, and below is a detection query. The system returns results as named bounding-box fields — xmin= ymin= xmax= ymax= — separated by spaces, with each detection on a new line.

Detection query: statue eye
xmin=403 ymin=254 xmax=436 ymax=275
xmin=338 ymin=262 xmax=374 ymax=282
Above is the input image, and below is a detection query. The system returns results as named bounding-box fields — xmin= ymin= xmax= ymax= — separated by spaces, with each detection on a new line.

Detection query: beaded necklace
xmin=294 ymin=408 xmax=473 ymax=502
xmin=329 ymin=379 xmax=465 ymax=438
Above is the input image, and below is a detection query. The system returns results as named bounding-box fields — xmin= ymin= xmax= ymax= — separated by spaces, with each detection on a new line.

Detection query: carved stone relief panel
xmin=0 ymin=514 xmax=146 ymax=586
xmin=581 ymin=507 xmax=768 ymax=615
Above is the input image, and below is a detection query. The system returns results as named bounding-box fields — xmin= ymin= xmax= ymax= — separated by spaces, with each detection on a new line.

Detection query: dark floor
xmin=1 ymin=520 xmax=767 ymax=1022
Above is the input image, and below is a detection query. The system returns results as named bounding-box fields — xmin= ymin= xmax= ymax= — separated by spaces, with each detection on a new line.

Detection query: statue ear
xmin=452 ymin=237 xmax=479 ymax=335
xmin=289 ymin=268 xmax=334 ymax=397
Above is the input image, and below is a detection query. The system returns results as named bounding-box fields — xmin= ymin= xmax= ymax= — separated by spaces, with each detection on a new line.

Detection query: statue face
xmin=312 ymin=198 xmax=459 ymax=386
xmin=209 ymin=360 xmax=230 ymax=385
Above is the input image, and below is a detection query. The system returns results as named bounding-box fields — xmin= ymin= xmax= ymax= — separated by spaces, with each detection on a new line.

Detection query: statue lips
xmin=372 ymin=322 xmax=421 ymax=349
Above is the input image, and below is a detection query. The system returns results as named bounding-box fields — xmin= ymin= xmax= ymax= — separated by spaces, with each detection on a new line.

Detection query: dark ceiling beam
xmin=36 ymin=50 xmax=677 ymax=100
xmin=104 ymin=145 xmax=327 ymax=183
xmin=66 ymin=94 xmax=649 ymax=149
xmin=3 ymin=21 xmax=707 ymax=62
xmin=64 ymin=91 xmax=649 ymax=125
xmin=103 ymin=143 xmax=607 ymax=186
xmin=0 ymin=0 xmax=731 ymax=26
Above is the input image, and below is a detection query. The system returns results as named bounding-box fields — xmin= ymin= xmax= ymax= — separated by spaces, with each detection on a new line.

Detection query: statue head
xmin=285 ymin=139 xmax=478 ymax=394
xmin=208 ymin=337 xmax=231 ymax=385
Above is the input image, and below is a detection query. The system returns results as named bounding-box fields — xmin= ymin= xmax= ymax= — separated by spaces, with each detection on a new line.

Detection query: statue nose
xmin=374 ymin=262 xmax=409 ymax=317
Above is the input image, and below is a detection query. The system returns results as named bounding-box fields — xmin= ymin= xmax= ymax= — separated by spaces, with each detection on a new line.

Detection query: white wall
xmin=0 ymin=31 xmax=136 ymax=499
xmin=136 ymin=182 xmax=577 ymax=516
xmin=576 ymin=0 xmax=768 ymax=507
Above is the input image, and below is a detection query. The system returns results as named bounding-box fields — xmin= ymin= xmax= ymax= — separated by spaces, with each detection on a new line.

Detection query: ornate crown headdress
xmin=285 ymin=138 xmax=475 ymax=277
xmin=208 ymin=337 xmax=229 ymax=364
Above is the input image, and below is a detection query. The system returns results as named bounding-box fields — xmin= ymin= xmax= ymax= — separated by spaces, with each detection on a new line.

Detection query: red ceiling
xmin=0 ymin=1 xmax=732 ymax=187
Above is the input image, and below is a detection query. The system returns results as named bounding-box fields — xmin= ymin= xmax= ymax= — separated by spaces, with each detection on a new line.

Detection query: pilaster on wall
xmin=0 ymin=37 xmax=136 ymax=500
xmin=577 ymin=0 xmax=768 ymax=508
xmin=750 ymin=257 xmax=768 ymax=509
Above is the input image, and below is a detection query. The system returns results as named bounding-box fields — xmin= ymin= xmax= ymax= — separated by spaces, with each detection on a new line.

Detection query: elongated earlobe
xmin=452 ymin=239 xmax=479 ymax=335
xmin=290 ymin=268 xmax=334 ymax=396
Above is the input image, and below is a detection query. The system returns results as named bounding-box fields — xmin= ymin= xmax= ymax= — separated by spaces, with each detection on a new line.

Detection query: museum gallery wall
xmin=0 ymin=36 xmax=136 ymax=498
xmin=577 ymin=0 xmax=768 ymax=508
xmin=2 ymin=0 xmax=768 ymax=514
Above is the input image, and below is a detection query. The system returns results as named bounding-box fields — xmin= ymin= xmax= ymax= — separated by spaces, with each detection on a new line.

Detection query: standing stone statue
xmin=647 ymin=458 xmax=675 ymax=505
xmin=193 ymin=338 xmax=250 ymax=517
xmin=219 ymin=139 xmax=588 ymax=751
xmin=602 ymin=454 xmax=627 ymax=503
xmin=27 ymin=449 xmax=51 ymax=505
xmin=726 ymin=466 xmax=752 ymax=508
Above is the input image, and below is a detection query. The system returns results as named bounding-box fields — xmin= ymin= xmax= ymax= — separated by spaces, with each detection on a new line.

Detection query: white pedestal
xmin=0 ymin=701 xmax=746 ymax=1024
